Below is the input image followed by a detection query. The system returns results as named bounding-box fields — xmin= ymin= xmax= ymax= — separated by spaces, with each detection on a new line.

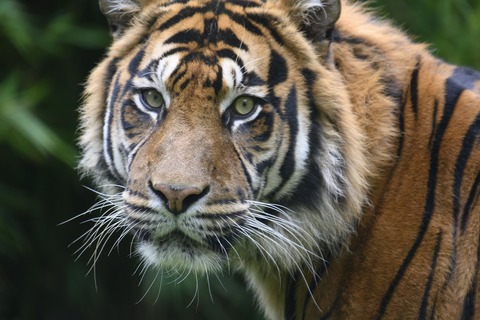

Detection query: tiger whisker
xmin=245 ymin=216 xmax=316 ymax=255
xmin=186 ymin=271 xmax=200 ymax=309
xmin=74 ymin=211 xmax=124 ymax=258
xmin=205 ymin=271 xmax=214 ymax=303
xmin=227 ymin=216 xmax=283 ymax=281
xmin=86 ymin=217 xmax=127 ymax=271
xmin=108 ymin=221 xmax=138 ymax=256
xmin=242 ymin=220 xmax=322 ymax=310
xmin=249 ymin=208 xmax=319 ymax=248
xmin=136 ymin=266 xmax=161 ymax=305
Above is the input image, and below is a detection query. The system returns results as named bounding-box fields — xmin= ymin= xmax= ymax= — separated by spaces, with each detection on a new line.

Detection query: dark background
xmin=1 ymin=0 xmax=479 ymax=319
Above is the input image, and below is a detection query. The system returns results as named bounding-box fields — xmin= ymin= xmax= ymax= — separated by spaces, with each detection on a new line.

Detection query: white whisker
xmin=136 ymin=267 xmax=160 ymax=305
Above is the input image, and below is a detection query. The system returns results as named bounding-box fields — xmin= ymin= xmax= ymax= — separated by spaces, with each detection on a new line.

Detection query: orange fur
xmin=79 ymin=0 xmax=480 ymax=319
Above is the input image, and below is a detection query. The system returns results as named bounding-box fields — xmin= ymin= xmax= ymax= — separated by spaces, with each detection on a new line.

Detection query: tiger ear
xmin=99 ymin=0 xmax=143 ymax=38
xmin=285 ymin=0 xmax=341 ymax=44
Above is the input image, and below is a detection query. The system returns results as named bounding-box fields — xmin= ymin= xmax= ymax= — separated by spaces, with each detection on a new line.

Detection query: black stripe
xmin=161 ymin=46 xmax=189 ymax=59
xmin=97 ymin=157 xmax=123 ymax=186
xmin=126 ymin=131 xmax=153 ymax=172
xmin=453 ymin=114 xmax=480 ymax=240
xmin=125 ymin=202 xmax=157 ymax=214
xmin=101 ymin=58 xmax=119 ymax=172
xmin=428 ymin=100 xmax=439 ymax=150
xmin=252 ymin=111 xmax=274 ymax=142
xmin=410 ymin=60 xmax=420 ymax=119
xmin=301 ymin=254 xmax=332 ymax=320
xmin=128 ymin=48 xmax=145 ymax=74
xmin=198 ymin=61 xmax=223 ymax=94
xmin=268 ymin=49 xmax=288 ymax=86
xmin=462 ymin=284 xmax=477 ymax=320
xmin=396 ymin=95 xmax=407 ymax=158
xmin=429 ymin=295 xmax=438 ymax=320
xmin=158 ymin=7 xmax=199 ymax=31
xmin=231 ymin=145 xmax=254 ymax=196
xmin=138 ymin=59 xmax=159 ymax=80
xmin=160 ymin=2 xmax=261 ymax=37
xmin=204 ymin=18 xmax=218 ymax=42
xmin=169 ymin=0 xmax=190 ymax=4
xmin=227 ymin=12 xmax=263 ymax=36
xmin=266 ymin=49 xmax=287 ymax=115
xmin=217 ymin=48 xmax=245 ymax=69
xmin=212 ymin=64 xmax=223 ymax=95
xmin=170 ymin=68 xmax=187 ymax=90
xmin=165 ymin=29 xmax=202 ymax=44
xmin=461 ymin=234 xmax=480 ymax=319
xmin=256 ymin=158 xmax=274 ymax=176
xmin=276 ymin=87 xmax=298 ymax=194
xmin=246 ymin=13 xmax=284 ymax=46
xmin=124 ymin=189 xmax=150 ymax=201
xmin=462 ymin=172 xmax=480 ymax=234
xmin=284 ymin=69 xmax=323 ymax=211
xmin=419 ymin=231 xmax=442 ymax=319
xmin=218 ymin=29 xmax=249 ymax=50
xmin=381 ymin=76 xmax=403 ymax=107
xmin=376 ymin=63 xmax=463 ymax=319
xmin=352 ymin=46 xmax=369 ymax=60
xmin=182 ymin=51 xmax=217 ymax=65
xmin=460 ymin=114 xmax=480 ymax=233
xmin=104 ymin=75 xmax=124 ymax=183
xmin=243 ymin=71 xmax=265 ymax=87
xmin=442 ymin=105 xmax=479 ymax=289
xmin=104 ymin=57 xmax=119 ymax=87
xmin=121 ymin=99 xmax=149 ymax=130
xmin=197 ymin=211 xmax=245 ymax=219
xmin=228 ymin=0 xmax=262 ymax=8
xmin=450 ymin=66 xmax=480 ymax=90
xmin=179 ymin=77 xmax=192 ymax=91
xmin=331 ymin=30 xmax=365 ymax=45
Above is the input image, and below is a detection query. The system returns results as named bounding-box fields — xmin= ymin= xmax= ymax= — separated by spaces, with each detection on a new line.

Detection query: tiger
xmin=77 ymin=0 xmax=480 ymax=318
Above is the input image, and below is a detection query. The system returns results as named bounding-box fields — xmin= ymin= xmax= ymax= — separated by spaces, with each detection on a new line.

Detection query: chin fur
xmin=136 ymin=240 xmax=225 ymax=274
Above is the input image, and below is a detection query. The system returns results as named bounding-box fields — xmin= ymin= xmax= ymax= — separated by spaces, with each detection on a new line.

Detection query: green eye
xmin=141 ymin=89 xmax=164 ymax=109
xmin=232 ymin=96 xmax=256 ymax=116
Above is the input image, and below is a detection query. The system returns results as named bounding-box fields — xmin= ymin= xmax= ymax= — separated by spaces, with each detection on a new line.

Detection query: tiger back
xmin=78 ymin=0 xmax=480 ymax=318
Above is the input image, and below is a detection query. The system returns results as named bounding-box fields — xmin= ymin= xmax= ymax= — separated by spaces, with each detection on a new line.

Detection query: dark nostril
xmin=149 ymin=181 xmax=209 ymax=215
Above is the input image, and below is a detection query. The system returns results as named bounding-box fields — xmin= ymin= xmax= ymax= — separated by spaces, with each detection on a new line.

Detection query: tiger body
xmin=79 ymin=0 xmax=480 ymax=318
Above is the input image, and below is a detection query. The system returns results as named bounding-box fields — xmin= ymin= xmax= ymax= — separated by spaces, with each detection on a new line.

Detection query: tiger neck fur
xmin=243 ymin=3 xmax=433 ymax=319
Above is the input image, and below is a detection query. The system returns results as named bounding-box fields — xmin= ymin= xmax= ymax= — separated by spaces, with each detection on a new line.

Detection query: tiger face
xmin=80 ymin=0 xmax=368 ymax=278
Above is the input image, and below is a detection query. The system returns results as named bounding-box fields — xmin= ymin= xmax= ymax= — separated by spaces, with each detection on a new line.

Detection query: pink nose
xmin=150 ymin=183 xmax=208 ymax=214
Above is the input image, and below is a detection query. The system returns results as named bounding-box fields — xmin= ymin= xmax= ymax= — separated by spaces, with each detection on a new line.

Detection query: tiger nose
xmin=150 ymin=182 xmax=209 ymax=214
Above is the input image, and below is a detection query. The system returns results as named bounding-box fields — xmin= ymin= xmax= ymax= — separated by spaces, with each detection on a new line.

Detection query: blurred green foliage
xmin=376 ymin=0 xmax=480 ymax=69
xmin=0 ymin=0 xmax=478 ymax=319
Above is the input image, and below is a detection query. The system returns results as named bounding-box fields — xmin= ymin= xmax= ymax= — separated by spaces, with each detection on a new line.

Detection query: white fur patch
xmin=137 ymin=240 xmax=224 ymax=273
xmin=101 ymin=0 xmax=141 ymax=15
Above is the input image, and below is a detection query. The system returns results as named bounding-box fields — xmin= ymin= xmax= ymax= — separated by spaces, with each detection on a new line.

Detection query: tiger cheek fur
xmin=78 ymin=0 xmax=480 ymax=319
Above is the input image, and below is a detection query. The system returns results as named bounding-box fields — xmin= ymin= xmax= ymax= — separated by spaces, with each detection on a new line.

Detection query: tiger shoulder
xmin=78 ymin=0 xmax=480 ymax=319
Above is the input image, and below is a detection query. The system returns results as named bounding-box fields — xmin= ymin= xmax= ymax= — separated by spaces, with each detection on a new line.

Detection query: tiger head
xmin=79 ymin=0 xmax=369 ymax=277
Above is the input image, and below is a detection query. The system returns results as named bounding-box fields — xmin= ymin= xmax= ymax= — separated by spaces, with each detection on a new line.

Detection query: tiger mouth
xmin=149 ymin=230 xmax=201 ymax=248
xmin=138 ymin=228 xmax=233 ymax=256
xmin=137 ymin=229 xmax=198 ymax=247
xmin=135 ymin=228 xmax=232 ymax=272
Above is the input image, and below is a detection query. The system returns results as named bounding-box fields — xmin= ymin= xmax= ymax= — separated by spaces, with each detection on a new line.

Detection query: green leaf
xmin=0 ymin=75 xmax=76 ymax=166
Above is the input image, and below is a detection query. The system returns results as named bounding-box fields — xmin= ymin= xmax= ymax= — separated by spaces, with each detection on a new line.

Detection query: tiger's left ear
xmin=283 ymin=0 xmax=341 ymax=49
xmin=99 ymin=0 xmax=146 ymax=38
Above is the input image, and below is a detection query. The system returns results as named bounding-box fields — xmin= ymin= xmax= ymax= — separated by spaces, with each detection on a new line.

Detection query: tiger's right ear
xmin=282 ymin=0 xmax=341 ymax=58
xmin=99 ymin=0 xmax=143 ymax=38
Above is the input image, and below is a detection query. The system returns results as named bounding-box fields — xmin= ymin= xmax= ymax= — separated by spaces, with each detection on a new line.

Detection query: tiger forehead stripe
xmin=157 ymin=0 xmax=264 ymax=36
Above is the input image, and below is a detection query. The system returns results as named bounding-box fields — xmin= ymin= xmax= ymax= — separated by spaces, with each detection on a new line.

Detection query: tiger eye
xmin=232 ymin=96 xmax=255 ymax=116
xmin=142 ymin=89 xmax=164 ymax=109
